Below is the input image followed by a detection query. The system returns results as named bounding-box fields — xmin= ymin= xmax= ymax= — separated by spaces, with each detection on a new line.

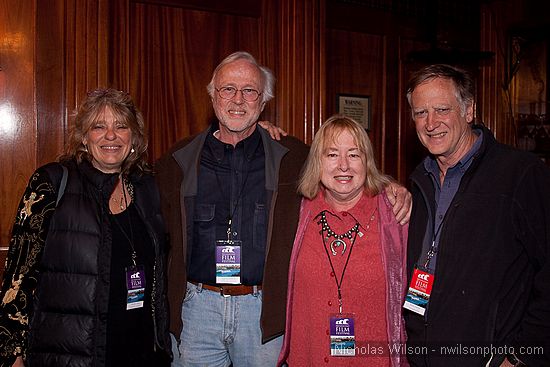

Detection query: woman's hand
xmin=258 ymin=120 xmax=288 ymax=140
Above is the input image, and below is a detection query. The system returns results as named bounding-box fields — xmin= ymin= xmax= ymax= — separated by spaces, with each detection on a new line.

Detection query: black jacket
xmin=405 ymin=126 xmax=550 ymax=366
xmin=27 ymin=160 xmax=170 ymax=366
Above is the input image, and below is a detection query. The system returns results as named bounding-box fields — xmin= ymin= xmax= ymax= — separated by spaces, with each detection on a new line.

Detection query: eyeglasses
xmin=215 ymin=86 xmax=262 ymax=102
xmin=412 ymin=106 xmax=456 ymax=120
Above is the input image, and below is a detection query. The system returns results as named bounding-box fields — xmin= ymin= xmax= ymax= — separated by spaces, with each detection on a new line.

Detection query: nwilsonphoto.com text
xmin=334 ymin=342 xmax=545 ymax=358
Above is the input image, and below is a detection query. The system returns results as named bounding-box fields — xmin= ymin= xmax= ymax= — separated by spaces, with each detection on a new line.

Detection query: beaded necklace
xmin=317 ymin=211 xmax=360 ymax=256
xmin=317 ymin=207 xmax=377 ymax=256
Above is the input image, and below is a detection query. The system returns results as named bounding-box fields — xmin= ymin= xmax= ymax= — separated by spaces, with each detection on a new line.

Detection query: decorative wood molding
xmin=133 ymin=0 xmax=261 ymax=17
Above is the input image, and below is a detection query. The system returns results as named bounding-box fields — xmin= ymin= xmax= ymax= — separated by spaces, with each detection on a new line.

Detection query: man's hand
xmin=386 ymin=182 xmax=412 ymax=225
xmin=258 ymin=120 xmax=288 ymax=141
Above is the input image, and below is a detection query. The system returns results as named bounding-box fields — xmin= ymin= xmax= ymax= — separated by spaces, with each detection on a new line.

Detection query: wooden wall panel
xmin=479 ymin=1 xmax=550 ymax=148
xmin=479 ymin=4 xmax=513 ymax=145
xmin=65 ymin=0 xmax=110 ymax=110
xmin=36 ymin=0 xmax=65 ymax=167
xmin=0 ymin=0 xmax=36 ymax=270
xmin=325 ymin=29 xmax=404 ymax=182
xmin=273 ymin=0 xmax=326 ymax=144
xmin=326 ymin=30 xmax=386 ymax=169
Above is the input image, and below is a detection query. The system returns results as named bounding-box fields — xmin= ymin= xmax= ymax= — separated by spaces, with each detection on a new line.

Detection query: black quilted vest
xmin=27 ymin=159 xmax=170 ymax=367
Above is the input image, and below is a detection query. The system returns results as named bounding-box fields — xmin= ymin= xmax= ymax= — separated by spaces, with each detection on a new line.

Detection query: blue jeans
xmin=171 ymin=282 xmax=283 ymax=367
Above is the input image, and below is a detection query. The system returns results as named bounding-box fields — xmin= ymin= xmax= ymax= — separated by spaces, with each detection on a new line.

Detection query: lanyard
xmin=211 ymin=141 xmax=251 ymax=241
xmin=110 ymin=177 xmax=137 ymax=266
xmin=423 ymin=209 xmax=447 ymax=269
xmin=317 ymin=210 xmax=360 ymax=314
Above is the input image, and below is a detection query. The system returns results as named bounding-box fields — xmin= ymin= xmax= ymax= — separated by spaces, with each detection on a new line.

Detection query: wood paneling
xmin=65 ymin=0 xmax=110 ymax=109
xmin=134 ymin=0 xmax=262 ymax=17
xmin=326 ymin=30 xmax=385 ymax=167
xmin=479 ymin=3 xmax=513 ymax=144
xmin=0 ymin=0 xmax=36 ymax=269
xmin=36 ymin=0 xmax=66 ymax=166
xmin=274 ymin=0 xmax=326 ymax=143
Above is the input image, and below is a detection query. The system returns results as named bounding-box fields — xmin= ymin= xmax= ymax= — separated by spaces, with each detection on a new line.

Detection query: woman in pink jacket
xmin=278 ymin=115 xmax=409 ymax=366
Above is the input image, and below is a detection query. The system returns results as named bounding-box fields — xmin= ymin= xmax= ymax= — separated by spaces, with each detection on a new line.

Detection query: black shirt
xmin=107 ymin=204 xmax=159 ymax=366
xmin=188 ymin=127 xmax=268 ymax=285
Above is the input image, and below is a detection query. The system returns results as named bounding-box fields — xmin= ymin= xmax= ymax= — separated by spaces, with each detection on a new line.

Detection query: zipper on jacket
xmin=424 ymin=320 xmax=430 ymax=366
xmin=134 ymin=201 xmax=164 ymax=354
xmin=412 ymin=173 xmax=437 ymax=367
xmin=151 ymin=261 xmax=159 ymax=352
xmin=414 ymin=172 xmax=464 ymax=367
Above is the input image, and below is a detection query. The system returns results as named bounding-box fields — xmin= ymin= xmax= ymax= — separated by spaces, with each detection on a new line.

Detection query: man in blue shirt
xmin=404 ymin=64 xmax=550 ymax=367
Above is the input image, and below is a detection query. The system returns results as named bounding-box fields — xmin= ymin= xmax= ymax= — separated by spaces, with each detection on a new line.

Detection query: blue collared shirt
xmin=420 ymin=128 xmax=483 ymax=272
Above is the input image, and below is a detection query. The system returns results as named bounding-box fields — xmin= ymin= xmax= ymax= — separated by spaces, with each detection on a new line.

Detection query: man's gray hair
xmin=206 ymin=51 xmax=275 ymax=104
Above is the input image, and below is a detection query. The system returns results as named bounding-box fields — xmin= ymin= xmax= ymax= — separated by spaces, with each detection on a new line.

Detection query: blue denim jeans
xmin=171 ymin=282 xmax=283 ymax=367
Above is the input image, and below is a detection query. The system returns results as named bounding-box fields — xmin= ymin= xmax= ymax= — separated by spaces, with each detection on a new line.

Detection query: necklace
xmin=111 ymin=194 xmax=126 ymax=211
xmin=110 ymin=177 xmax=134 ymax=211
xmin=317 ymin=211 xmax=361 ymax=256
xmin=317 ymin=207 xmax=377 ymax=256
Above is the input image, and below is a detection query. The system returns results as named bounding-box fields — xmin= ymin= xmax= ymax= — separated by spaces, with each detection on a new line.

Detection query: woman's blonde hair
xmin=59 ymin=88 xmax=150 ymax=175
xmin=298 ymin=114 xmax=391 ymax=199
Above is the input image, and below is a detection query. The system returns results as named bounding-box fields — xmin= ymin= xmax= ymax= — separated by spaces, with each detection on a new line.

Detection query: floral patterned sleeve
xmin=0 ymin=168 xmax=57 ymax=367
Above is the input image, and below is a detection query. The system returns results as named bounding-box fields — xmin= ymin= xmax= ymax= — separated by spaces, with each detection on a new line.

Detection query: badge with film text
xmin=403 ymin=266 xmax=433 ymax=316
xmin=330 ymin=314 xmax=356 ymax=356
xmin=126 ymin=265 xmax=146 ymax=310
xmin=216 ymin=240 xmax=242 ymax=284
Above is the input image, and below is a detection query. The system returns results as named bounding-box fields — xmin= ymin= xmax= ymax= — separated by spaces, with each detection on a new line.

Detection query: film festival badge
xmin=403 ymin=267 xmax=433 ymax=316
xmin=126 ymin=265 xmax=146 ymax=310
xmin=330 ymin=315 xmax=356 ymax=356
xmin=216 ymin=241 xmax=242 ymax=284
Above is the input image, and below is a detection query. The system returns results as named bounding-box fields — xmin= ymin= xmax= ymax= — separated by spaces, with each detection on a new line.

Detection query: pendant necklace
xmin=316 ymin=207 xmax=377 ymax=256
xmin=111 ymin=177 xmax=133 ymax=211
xmin=317 ymin=211 xmax=362 ymax=256
xmin=111 ymin=193 xmax=125 ymax=211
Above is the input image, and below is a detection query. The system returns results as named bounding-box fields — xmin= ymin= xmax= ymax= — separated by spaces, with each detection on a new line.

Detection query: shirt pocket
xmin=252 ymin=202 xmax=267 ymax=250
xmin=193 ymin=203 xmax=216 ymax=250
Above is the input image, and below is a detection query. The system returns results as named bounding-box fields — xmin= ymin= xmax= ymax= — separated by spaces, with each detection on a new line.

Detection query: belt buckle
xmin=220 ymin=286 xmax=231 ymax=298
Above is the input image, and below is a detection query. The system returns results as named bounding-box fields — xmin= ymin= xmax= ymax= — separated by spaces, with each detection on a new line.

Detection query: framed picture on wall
xmin=337 ymin=94 xmax=371 ymax=130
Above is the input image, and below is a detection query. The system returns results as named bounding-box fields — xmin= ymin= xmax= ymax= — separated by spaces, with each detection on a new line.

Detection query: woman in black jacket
xmin=0 ymin=89 xmax=171 ymax=367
